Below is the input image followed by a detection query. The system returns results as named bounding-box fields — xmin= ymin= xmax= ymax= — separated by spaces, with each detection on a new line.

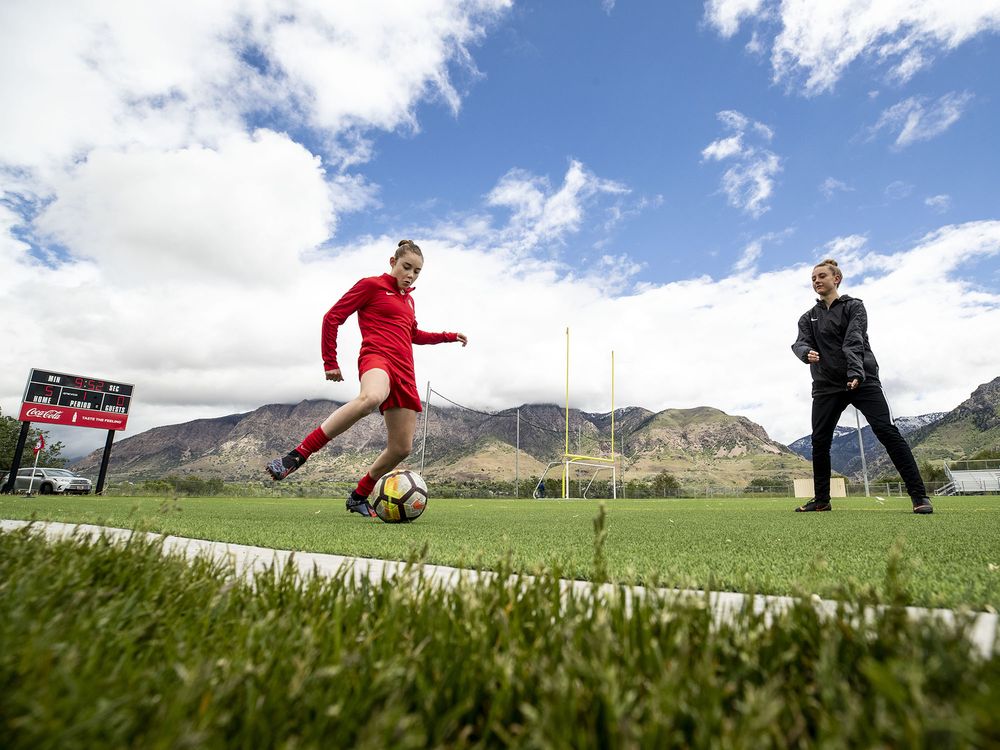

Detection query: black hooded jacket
xmin=791 ymin=295 xmax=880 ymax=396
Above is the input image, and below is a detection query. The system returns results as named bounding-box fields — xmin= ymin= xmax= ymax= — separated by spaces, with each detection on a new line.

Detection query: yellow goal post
xmin=533 ymin=327 xmax=619 ymax=499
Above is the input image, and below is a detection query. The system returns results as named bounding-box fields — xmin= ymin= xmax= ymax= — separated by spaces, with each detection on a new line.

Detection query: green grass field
xmin=4 ymin=528 xmax=998 ymax=748
xmin=3 ymin=494 xmax=998 ymax=610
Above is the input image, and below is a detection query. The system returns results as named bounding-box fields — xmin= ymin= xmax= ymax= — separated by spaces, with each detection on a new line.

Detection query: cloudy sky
xmin=3 ymin=0 xmax=1000 ymax=458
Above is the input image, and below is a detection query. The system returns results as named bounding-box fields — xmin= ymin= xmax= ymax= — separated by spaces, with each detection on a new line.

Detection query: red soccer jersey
xmin=321 ymin=273 xmax=457 ymax=376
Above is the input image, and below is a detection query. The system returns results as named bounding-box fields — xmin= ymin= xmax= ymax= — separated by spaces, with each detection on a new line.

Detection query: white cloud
xmin=264 ymin=2 xmax=511 ymax=135
xmin=486 ymin=160 xmax=630 ymax=254
xmin=925 ymin=194 xmax=951 ymax=213
xmin=601 ymin=0 xmax=617 ymax=15
xmin=884 ymin=180 xmax=914 ymax=200
xmin=746 ymin=31 xmax=766 ymax=56
xmin=601 ymin=194 xmax=664 ymax=235
xmin=820 ymin=177 xmax=853 ymax=200
xmin=0 ymin=0 xmax=511 ymax=182
xmin=702 ymin=111 xmax=781 ymax=218
xmin=34 ymin=131 xmax=347 ymax=286
xmin=0 ymin=1 xmax=241 ymax=181
xmin=732 ymin=228 xmax=794 ymax=273
xmin=702 ymin=135 xmax=744 ymax=162
xmin=869 ymin=91 xmax=973 ymax=149
xmin=704 ymin=0 xmax=1000 ymax=95
xmin=822 ymin=234 xmax=869 ymax=258
xmin=720 ymin=153 xmax=781 ymax=218
xmin=713 ymin=110 xmax=774 ymax=141
xmin=704 ymin=0 xmax=766 ymax=38
xmin=733 ymin=240 xmax=763 ymax=273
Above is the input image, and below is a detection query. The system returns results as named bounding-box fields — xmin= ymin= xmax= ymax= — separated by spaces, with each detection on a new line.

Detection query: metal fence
xmin=946 ymin=459 xmax=1000 ymax=472
xmin=94 ymin=478 xmax=966 ymax=500
xmin=628 ymin=480 xmax=957 ymax=500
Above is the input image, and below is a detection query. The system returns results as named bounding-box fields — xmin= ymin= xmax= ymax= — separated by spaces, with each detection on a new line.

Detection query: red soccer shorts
xmin=358 ymin=354 xmax=422 ymax=413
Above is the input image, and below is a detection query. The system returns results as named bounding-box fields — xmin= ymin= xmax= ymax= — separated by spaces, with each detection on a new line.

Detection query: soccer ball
xmin=372 ymin=469 xmax=429 ymax=523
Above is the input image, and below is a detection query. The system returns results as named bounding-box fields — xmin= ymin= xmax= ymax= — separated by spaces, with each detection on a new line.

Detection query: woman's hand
xmin=325 ymin=369 xmax=343 ymax=382
xmin=847 ymin=378 xmax=859 ymax=390
xmin=456 ymin=333 xmax=468 ymax=347
xmin=806 ymin=350 xmax=820 ymax=363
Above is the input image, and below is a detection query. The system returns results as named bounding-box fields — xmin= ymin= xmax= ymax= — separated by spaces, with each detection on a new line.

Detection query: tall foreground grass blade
xmin=1 ymin=527 xmax=998 ymax=747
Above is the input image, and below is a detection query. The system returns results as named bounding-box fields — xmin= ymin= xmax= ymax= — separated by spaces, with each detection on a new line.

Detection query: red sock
xmin=355 ymin=472 xmax=377 ymax=498
xmin=295 ymin=426 xmax=330 ymax=459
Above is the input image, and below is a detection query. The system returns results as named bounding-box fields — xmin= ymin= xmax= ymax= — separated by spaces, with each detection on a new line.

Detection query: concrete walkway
xmin=3 ymin=519 xmax=996 ymax=658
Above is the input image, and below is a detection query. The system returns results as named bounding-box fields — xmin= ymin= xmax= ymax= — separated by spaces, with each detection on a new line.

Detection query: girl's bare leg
xmin=267 ymin=370 xmax=391 ymax=483
xmin=320 ymin=369 xmax=390 ymax=438
xmin=365 ymin=407 xmax=418 ymax=481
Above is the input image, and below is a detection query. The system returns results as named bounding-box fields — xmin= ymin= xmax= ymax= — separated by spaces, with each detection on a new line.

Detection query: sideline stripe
xmin=2 ymin=519 xmax=996 ymax=658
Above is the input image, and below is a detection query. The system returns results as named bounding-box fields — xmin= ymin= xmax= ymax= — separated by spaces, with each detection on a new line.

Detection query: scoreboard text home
xmin=18 ymin=368 xmax=134 ymax=431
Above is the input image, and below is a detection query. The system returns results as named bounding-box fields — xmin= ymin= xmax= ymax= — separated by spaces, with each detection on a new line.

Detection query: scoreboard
xmin=18 ymin=368 xmax=134 ymax=431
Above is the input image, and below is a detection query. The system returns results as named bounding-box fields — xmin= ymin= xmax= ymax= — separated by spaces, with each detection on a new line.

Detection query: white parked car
xmin=2 ymin=468 xmax=92 ymax=495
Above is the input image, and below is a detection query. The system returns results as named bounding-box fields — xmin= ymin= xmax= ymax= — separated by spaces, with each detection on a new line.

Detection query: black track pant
xmin=811 ymin=382 xmax=927 ymax=502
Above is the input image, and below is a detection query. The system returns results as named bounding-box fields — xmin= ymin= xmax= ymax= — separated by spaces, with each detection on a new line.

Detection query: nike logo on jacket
xmin=791 ymin=295 xmax=880 ymax=396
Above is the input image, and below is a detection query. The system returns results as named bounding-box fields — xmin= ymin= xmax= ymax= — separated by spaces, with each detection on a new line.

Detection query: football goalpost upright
xmin=533 ymin=327 xmax=618 ymax=499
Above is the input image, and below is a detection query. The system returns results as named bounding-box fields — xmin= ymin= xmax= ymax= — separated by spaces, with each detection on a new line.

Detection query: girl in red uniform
xmin=267 ymin=239 xmax=467 ymax=517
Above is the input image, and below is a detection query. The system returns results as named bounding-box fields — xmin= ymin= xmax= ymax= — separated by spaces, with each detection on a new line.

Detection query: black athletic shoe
xmin=795 ymin=499 xmax=832 ymax=512
xmin=912 ymin=497 xmax=934 ymax=514
xmin=266 ymin=451 xmax=304 ymax=480
xmin=346 ymin=491 xmax=377 ymax=518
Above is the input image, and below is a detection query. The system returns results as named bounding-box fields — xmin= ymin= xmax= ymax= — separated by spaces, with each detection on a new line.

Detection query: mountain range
xmin=787 ymin=413 xmax=946 ymax=478
xmin=71 ymin=400 xmax=810 ymax=486
xmin=785 ymin=376 xmax=1000 ymax=478
xmin=70 ymin=376 xmax=1000 ymax=486
xmin=869 ymin=377 xmax=1000 ymax=474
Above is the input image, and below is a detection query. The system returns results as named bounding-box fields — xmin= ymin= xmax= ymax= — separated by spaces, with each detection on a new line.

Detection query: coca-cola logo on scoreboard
xmin=25 ymin=408 xmax=64 ymax=420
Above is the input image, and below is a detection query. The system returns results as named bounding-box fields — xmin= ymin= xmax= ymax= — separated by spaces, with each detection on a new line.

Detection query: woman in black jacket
xmin=791 ymin=258 xmax=933 ymax=514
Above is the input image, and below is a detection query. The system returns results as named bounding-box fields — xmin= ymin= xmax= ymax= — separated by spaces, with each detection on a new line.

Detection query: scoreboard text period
xmin=18 ymin=368 xmax=134 ymax=431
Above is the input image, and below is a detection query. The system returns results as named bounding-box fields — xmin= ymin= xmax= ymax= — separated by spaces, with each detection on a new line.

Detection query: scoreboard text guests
xmin=18 ymin=368 xmax=134 ymax=431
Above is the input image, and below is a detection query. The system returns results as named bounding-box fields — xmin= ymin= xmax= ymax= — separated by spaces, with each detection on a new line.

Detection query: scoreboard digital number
xmin=18 ymin=368 xmax=135 ymax=431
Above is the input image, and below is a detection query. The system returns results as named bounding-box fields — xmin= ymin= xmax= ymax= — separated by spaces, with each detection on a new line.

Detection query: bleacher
xmin=936 ymin=460 xmax=1000 ymax=495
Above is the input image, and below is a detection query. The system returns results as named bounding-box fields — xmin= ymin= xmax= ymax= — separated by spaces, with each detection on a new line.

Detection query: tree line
xmin=0 ymin=408 xmax=66 ymax=472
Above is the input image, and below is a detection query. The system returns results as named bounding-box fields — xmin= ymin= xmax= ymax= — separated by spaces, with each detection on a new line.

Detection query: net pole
xmin=420 ymin=381 xmax=431 ymax=473
xmin=26 ymin=436 xmax=41 ymax=496
xmin=611 ymin=350 xmax=617 ymax=499
xmin=855 ymin=407 xmax=870 ymax=497
xmin=515 ymin=407 xmax=520 ymax=498
xmin=564 ymin=326 xmax=569 ymax=499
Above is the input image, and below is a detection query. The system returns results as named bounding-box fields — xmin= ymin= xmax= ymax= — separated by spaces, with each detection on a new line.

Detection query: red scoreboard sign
xmin=18 ymin=368 xmax=134 ymax=431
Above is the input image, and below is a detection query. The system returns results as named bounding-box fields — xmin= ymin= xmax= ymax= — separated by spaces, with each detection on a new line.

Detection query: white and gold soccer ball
xmin=372 ymin=469 xmax=429 ymax=523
